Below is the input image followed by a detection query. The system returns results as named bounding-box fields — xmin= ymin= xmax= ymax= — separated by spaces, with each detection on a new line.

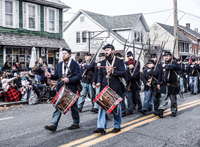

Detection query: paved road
xmin=0 ymin=92 xmax=200 ymax=147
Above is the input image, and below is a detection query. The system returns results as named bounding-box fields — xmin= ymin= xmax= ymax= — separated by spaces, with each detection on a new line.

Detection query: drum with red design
xmin=51 ymin=85 xmax=78 ymax=114
xmin=94 ymin=86 xmax=123 ymax=115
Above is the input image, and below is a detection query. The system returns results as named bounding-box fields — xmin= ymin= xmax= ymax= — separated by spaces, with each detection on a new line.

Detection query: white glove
xmin=92 ymin=84 xmax=96 ymax=89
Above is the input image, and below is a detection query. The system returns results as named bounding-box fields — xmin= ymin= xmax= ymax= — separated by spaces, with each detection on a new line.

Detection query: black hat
xmin=177 ymin=58 xmax=181 ymax=61
xmin=62 ymin=47 xmax=71 ymax=54
xmin=85 ymin=52 xmax=91 ymax=56
xmin=184 ymin=58 xmax=189 ymax=62
xmin=99 ymin=53 xmax=105 ymax=57
xmin=102 ymin=44 xmax=115 ymax=50
xmin=163 ymin=51 xmax=172 ymax=56
xmin=192 ymin=58 xmax=196 ymax=62
xmin=127 ymin=51 xmax=133 ymax=57
xmin=147 ymin=60 xmax=154 ymax=64
xmin=151 ymin=53 xmax=157 ymax=58
xmin=115 ymin=52 xmax=122 ymax=57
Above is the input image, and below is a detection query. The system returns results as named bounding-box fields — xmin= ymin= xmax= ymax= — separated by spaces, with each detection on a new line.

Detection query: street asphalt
xmin=0 ymin=92 xmax=200 ymax=147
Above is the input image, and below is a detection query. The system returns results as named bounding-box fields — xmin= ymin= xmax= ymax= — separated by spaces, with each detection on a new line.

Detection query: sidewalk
xmin=0 ymin=101 xmax=28 ymax=107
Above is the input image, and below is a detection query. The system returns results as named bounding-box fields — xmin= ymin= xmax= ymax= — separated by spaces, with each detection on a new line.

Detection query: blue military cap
xmin=62 ymin=47 xmax=71 ymax=54
xmin=147 ymin=60 xmax=155 ymax=64
xmin=103 ymin=44 xmax=115 ymax=50
xmin=127 ymin=51 xmax=133 ymax=57
xmin=151 ymin=53 xmax=157 ymax=58
xmin=163 ymin=51 xmax=172 ymax=56
xmin=85 ymin=52 xmax=91 ymax=56
xmin=99 ymin=53 xmax=105 ymax=57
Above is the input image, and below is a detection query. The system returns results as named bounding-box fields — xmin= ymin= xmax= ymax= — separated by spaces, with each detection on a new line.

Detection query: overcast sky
xmin=61 ymin=0 xmax=200 ymax=30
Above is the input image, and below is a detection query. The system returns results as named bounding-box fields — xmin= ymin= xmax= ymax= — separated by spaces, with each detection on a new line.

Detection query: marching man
xmin=44 ymin=48 xmax=81 ymax=132
xmin=93 ymin=44 xmax=126 ymax=134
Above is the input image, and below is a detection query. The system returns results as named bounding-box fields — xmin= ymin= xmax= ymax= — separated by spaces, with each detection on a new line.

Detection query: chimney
xmin=186 ymin=23 xmax=190 ymax=29
xmin=194 ymin=28 xmax=198 ymax=33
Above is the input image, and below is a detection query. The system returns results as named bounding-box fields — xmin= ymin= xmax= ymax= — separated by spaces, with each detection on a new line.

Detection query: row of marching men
xmin=43 ymin=44 xmax=200 ymax=134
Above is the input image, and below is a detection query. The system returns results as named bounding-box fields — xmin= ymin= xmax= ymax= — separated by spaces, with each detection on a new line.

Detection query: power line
xmin=143 ymin=9 xmax=172 ymax=15
xmin=178 ymin=10 xmax=200 ymax=19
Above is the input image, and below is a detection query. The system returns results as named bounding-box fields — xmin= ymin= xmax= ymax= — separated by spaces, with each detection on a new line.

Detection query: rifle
xmin=149 ymin=41 xmax=166 ymax=85
xmin=82 ymin=32 xmax=110 ymax=77
xmin=127 ymin=43 xmax=143 ymax=91
xmin=167 ymin=40 xmax=177 ymax=80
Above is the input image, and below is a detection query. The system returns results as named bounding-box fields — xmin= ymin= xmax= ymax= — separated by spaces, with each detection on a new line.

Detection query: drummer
xmin=44 ymin=47 xmax=81 ymax=132
xmin=93 ymin=44 xmax=126 ymax=134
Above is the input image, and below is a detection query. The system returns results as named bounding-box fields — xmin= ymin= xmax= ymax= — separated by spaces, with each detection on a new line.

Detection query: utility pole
xmin=174 ymin=0 xmax=179 ymax=58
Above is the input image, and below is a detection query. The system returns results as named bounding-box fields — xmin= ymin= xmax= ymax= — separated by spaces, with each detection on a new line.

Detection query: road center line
xmin=59 ymin=98 xmax=200 ymax=147
xmin=0 ymin=117 xmax=14 ymax=121
xmin=76 ymin=101 xmax=200 ymax=147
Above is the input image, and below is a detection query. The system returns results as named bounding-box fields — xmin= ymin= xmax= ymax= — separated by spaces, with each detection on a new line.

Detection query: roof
xmin=64 ymin=9 xmax=150 ymax=43
xmin=25 ymin=0 xmax=70 ymax=9
xmin=178 ymin=25 xmax=200 ymax=39
xmin=0 ymin=33 xmax=69 ymax=48
xmin=156 ymin=22 xmax=192 ymax=43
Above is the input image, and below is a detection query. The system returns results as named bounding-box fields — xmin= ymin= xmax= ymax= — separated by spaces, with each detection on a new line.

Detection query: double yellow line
xmin=60 ymin=98 xmax=200 ymax=147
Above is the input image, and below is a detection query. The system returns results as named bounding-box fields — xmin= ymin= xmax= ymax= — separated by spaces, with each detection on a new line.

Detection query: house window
xmin=5 ymin=1 xmax=13 ymax=26
xmin=76 ymin=32 xmax=80 ymax=43
xmin=28 ymin=4 xmax=36 ymax=29
xmin=185 ymin=43 xmax=189 ymax=52
xmin=49 ymin=9 xmax=55 ymax=31
xmin=82 ymin=32 xmax=87 ymax=43
xmin=80 ymin=16 xmax=85 ymax=22
xmin=134 ymin=31 xmax=141 ymax=43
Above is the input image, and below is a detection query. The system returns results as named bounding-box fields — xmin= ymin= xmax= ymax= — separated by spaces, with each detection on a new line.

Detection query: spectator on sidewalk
xmin=25 ymin=71 xmax=45 ymax=99
xmin=32 ymin=61 xmax=44 ymax=83
xmin=2 ymin=62 xmax=11 ymax=71
xmin=1 ymin=72 xmax=21 ymax=102
xmin=40 ymin=62 xmax=51 ymax=86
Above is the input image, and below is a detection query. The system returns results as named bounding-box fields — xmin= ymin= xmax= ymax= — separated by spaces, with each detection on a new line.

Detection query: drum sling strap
xmin=106 ymin=56 xmax=120 ymax=115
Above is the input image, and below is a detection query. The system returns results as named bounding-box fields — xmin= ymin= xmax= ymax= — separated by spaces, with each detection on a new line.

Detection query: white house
xmin=63 ymin=9 xmax=150 ymax=68
xmin=149 ymin=22 xmax=196 ymax=59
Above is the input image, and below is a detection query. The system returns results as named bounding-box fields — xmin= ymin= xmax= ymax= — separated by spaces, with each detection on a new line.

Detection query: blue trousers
xmin=189 ymin=76 xmax=198 ymax=94
xmin=142 ymin=88 xmax=157 ymax=111
xmin=127 ymin=90 xmax=142 ymax=111
xmin=94 ymin=87 xmax=100 ymax=109
xmin=121 ymin=94 xmax=126 ymax=113
xmin=51 ymin=100 xmax=80 ymax=128
xmin=97 ymin=103 xmax=121 ymax=129
xmin=180 ymin=77 xmax=187 ymax=92
xmin=78 ymin=83 xmax=94 ymax=110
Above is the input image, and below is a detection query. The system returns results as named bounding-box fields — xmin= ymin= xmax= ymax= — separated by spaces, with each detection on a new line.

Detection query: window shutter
xmin=15 ymin=0 xmax=19 ymax=28
xmin=55 ymin=9 xmax=59 ymax=33
xmin=0 ymin=0 xmax=2 ymax=26
xmin=22 ymin=2 xmax=26 ymax=29
xmin=44 ymin=6 xmax=47 ymax=32
xmin=37 ymin=5 xmax=40 ymax=31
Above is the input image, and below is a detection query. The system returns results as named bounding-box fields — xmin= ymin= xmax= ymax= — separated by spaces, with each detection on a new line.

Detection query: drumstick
xmin=95 ymin=66 xmax=116 ymax=68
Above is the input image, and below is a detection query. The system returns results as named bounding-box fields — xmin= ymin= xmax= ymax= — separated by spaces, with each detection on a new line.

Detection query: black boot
xmin=111 ymin=128 xmax=121 ymax=133
xmin=93 ymin=128 xmax=105 ymax=134
xmin=171 ymin=112 xmax=177 ymax=117
xmin=139 ymin=109 xmax=146 ymax=115
xmin=44 ymin=125 xmax=56 ymax=132
xmin=153 ymin=111 xmax=159 ymax=116
xmin=158 ymin=109 xmax=164 ymax=118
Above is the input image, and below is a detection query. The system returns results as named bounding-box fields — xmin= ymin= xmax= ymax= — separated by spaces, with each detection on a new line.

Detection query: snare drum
xmin=94 ymin=86 xmax=123 ymax=115
xmin=51 ymin=85 xmax=78 ymax=114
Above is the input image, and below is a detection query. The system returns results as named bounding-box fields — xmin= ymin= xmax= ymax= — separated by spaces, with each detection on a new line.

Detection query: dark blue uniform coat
xmin=158 ymin=61 xmax=180 ymax=95
xmin=50 ymin=60 xmax=81 ymax=93
xmin=81 ymin=61 xmax=95 ymax=84
xmin=97 ymin=57 xmax=126 ymax=97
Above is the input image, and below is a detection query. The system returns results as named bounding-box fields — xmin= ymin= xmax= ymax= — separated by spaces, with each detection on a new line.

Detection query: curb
xmin=0 ymin=101 xmax=28 ymax=107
